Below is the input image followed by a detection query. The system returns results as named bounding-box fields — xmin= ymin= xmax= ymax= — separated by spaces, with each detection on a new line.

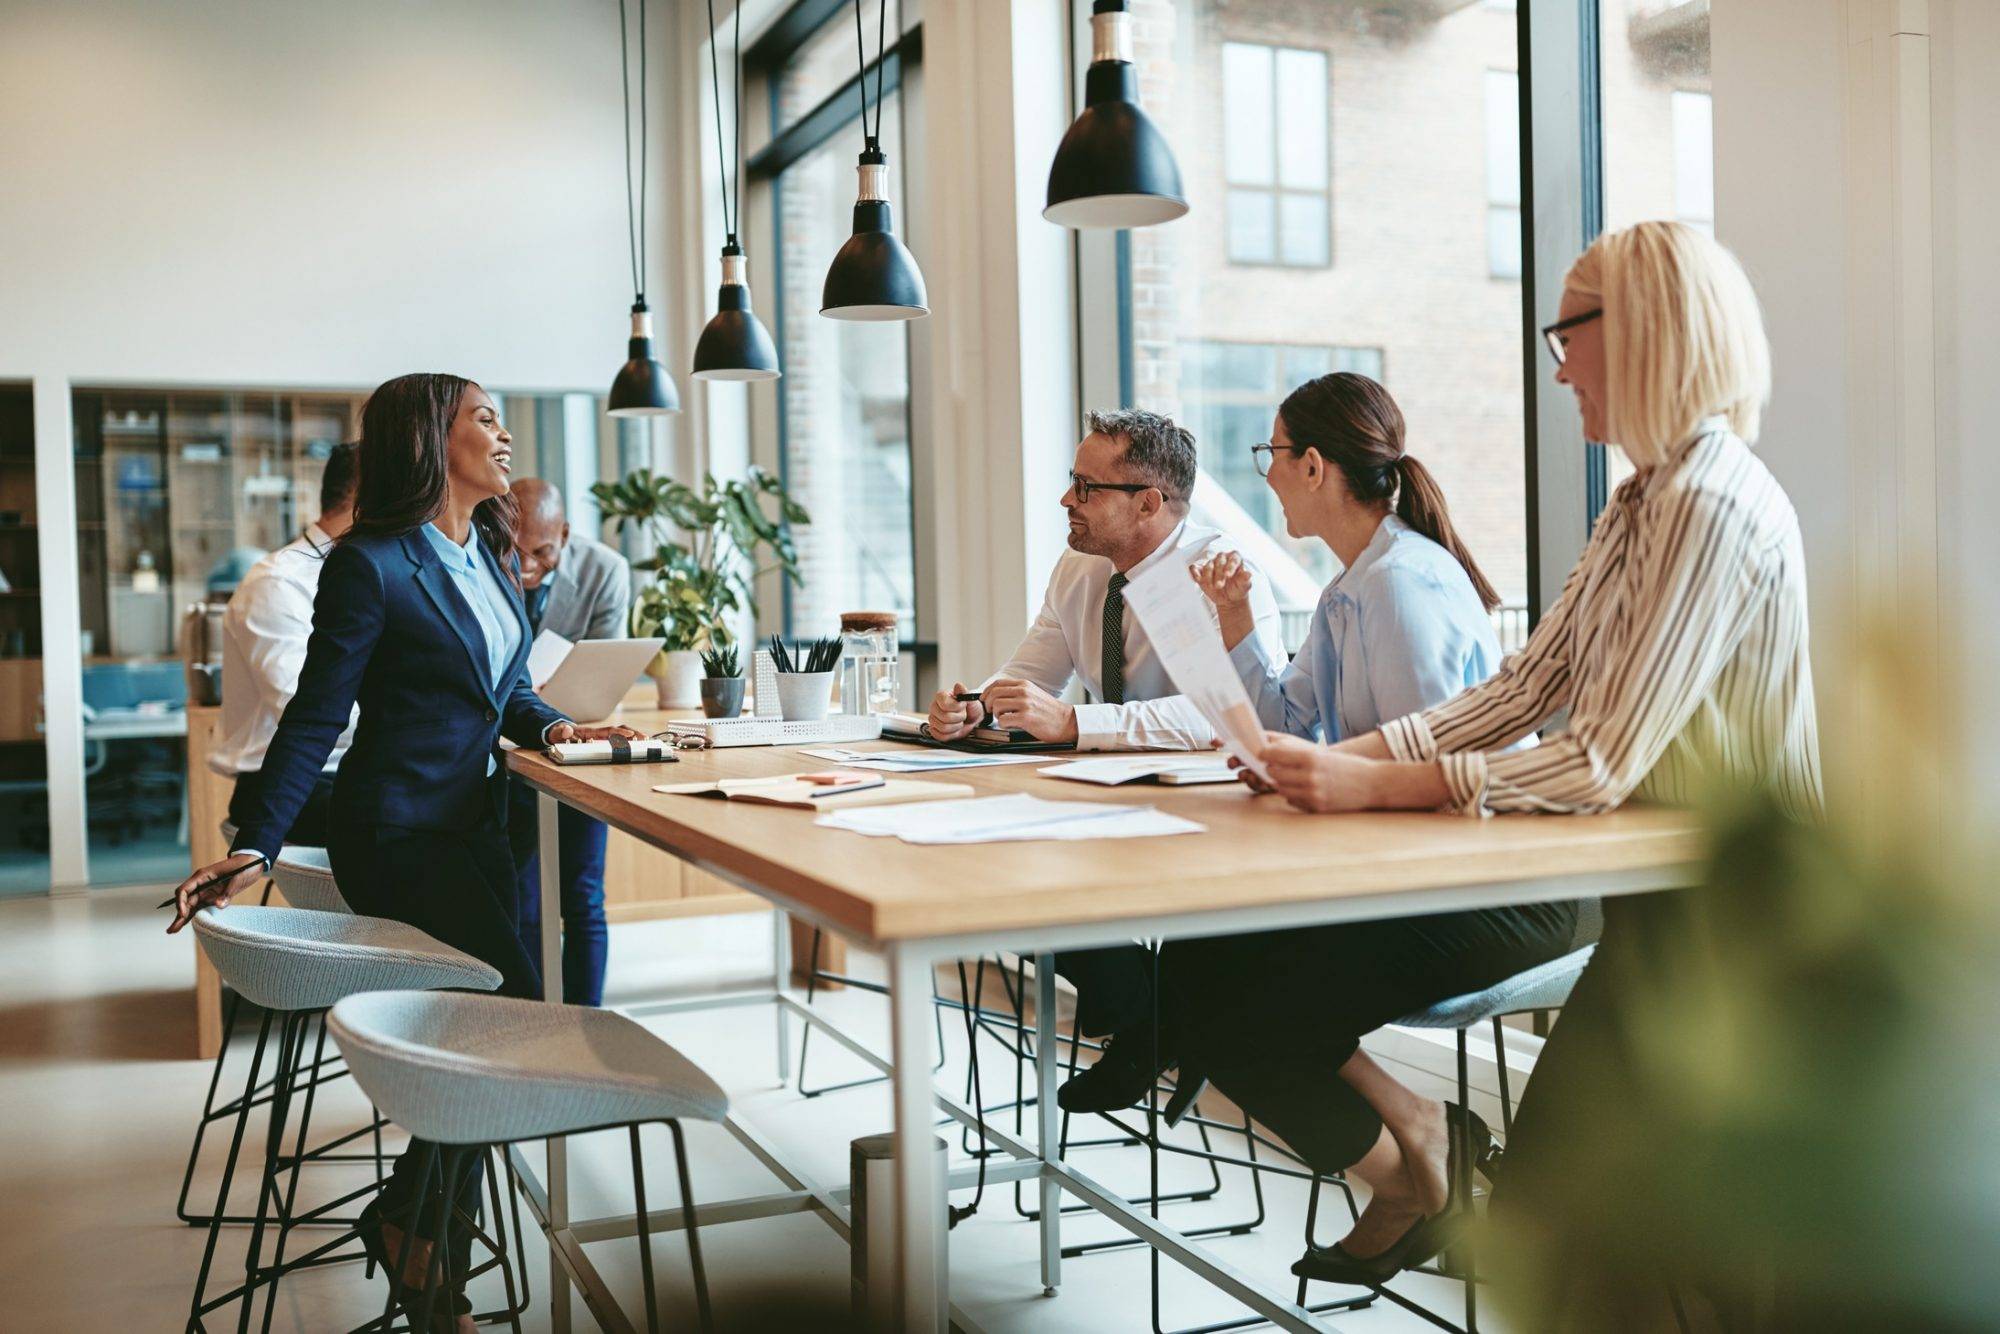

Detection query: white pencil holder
xmin=775 ymin=670 xmax=835 ymax=722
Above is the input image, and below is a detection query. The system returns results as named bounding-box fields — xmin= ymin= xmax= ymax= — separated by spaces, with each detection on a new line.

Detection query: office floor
xmin=1 ymin=884 xmax=1522 ymax=1332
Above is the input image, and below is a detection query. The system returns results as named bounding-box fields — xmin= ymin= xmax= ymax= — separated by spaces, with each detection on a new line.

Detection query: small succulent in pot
xmin=698 ymin=645 xmax=746 ymax=719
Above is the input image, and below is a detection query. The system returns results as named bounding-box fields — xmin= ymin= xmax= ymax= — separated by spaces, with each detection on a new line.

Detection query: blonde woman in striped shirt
xmin=1249 ymin=221 xmax=1823 ymax=1289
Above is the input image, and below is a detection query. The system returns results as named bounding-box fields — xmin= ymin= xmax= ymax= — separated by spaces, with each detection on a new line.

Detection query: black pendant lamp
xmin=821 ymin=0 xmax=928 ymax=321
xmin=609 ymin=0 xmax=680 ymax=416
xmin=1044 ymin=0 xmax=1188 ymax=230
xmin=693 ymin=0 xmax=780 ymax=381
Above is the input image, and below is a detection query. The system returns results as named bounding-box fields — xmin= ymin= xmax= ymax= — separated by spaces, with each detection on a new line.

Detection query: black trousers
xmin=1160 ymin=900 xmax=1578 ymax=1174
xmin=1053 ymin=945 xmax=1157 ymax=1038
xmin=329 ymin=812 xmax=542 ymax=1255
xmin=227 ymin=768 xmax=336 ymax=848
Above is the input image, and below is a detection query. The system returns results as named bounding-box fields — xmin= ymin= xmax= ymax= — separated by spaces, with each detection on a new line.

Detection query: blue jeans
xmin=506 ymin=778 xmax=609 ymax=1006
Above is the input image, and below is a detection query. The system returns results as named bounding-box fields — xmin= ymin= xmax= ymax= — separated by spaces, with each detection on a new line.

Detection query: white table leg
xmin=1034 ymin=951 xmax=1062 ymax=1295
xmin=537 ymin=792 xmax=571 ymax=1334
xmin=887 ymin=945 xmax=945 ymax=1333
xmin=772 ymin=910 xmax=792 ymax=1082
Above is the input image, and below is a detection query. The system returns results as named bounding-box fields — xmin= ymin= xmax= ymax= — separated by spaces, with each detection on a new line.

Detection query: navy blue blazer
xmin=231 ymin=527 xmax=568 ymax=859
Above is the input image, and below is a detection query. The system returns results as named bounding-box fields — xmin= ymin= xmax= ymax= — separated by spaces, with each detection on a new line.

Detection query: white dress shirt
xmin=209 ymin=524 xmax=357 ymax=777
xmin=996 ymin=519 xmax=1286 ymax=751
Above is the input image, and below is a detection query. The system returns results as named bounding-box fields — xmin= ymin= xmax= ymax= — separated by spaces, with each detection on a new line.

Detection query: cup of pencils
xmin=770 ymin=635 xmax=840 ymax=722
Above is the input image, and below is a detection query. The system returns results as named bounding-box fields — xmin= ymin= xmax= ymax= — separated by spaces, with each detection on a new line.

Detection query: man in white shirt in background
xmin=209 ymin=442 xmax=359 ymax=846
xmin=927 ymin=409 xmax=1284 ymax=1100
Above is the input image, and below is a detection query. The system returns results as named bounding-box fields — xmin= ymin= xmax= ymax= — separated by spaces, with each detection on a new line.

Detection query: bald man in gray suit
xmin=506 ymin=479 xmax=633 ymax=1004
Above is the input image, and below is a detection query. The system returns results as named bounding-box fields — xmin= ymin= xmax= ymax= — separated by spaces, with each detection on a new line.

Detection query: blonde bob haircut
xmin=1563 ymin=220 xmax=1771 ymax=467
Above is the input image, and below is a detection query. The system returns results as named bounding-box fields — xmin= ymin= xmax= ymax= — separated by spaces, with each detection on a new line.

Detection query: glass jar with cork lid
xmin=837 ymin=611 xmax=899 ymax=716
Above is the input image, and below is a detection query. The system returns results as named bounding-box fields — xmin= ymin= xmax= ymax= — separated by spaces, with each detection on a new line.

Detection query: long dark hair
xmin=344 ymin=373 xmax=518 ymax=573
xmin=1277 ymin=372 xmax=1500 ymax=612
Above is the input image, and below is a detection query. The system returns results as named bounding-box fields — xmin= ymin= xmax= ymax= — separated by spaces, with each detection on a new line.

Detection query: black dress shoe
xmin=1294 ymin=1102 xmax=1497 ymax=1286
xmin=1057 ymin=1027 xmax=1171 ymax=1114
xmin=356 ymin=1198 xmax=471 ymax=1327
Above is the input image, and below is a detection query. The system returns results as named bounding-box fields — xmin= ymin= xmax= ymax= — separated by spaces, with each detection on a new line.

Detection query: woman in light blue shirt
xmin=1136 ymin=375 xmax=1577 ymax=1287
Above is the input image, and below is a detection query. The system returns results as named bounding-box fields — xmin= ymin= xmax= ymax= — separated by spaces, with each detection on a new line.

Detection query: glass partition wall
xmin=0 ymin=384 xmax=50 ymax=894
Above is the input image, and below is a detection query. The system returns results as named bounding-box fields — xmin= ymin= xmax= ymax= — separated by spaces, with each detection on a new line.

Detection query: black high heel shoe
xmin=1291 ymin=1103 xmax=1497 ymax=1286
xmin=356 ymin=1198 xmax=471 ymax=1330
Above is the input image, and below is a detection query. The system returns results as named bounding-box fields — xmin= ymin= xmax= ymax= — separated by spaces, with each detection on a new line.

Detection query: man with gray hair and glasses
xmin=928 ymin=409 xmax=1284 ymax=1092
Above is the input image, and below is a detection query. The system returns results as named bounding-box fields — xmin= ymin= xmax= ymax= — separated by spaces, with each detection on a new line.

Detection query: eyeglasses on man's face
xmin=1067 ymin=471 xmax=1158 ymax=504
xmin=1541 ymin=308 xmax=1604 ymax=366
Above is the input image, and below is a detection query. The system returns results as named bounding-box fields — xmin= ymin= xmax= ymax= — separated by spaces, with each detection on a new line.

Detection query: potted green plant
xmin=698 ymin=644 xmax=745 ymax=719
xmin=591 ymin=465 xmax=808 ymax=708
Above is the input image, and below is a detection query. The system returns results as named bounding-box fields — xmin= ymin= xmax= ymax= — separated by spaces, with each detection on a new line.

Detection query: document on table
xmin=527 ymin=629 xmax=573 ymax=689
xmin=1118 ymin=550 xmax=1274 ymax=783
xmin=799 ymin=746 xmax=1048 ymax=773
xmin=815 ymin=792 xmax=1204 ymax=844
xmin=1038 ymin=755 xmax=1238 ymax=786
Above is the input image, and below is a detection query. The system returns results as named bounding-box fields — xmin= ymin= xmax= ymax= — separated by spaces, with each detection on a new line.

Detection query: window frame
xmin=1219 ymin=38 xmax=1334 ymax=270
xmin=743 ymin=2 xmax=926 ymax=642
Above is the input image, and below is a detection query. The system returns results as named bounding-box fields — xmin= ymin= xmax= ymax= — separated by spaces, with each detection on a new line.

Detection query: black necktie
xmin=526 ymin=583 xmax=549 ymax=633
xmin=1101 ymin=571 xmax=1127 ymax=706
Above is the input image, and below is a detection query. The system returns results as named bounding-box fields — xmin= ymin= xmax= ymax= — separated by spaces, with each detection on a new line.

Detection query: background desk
xmin=179 ymin=693 xmax=818 ymax=1058
xmin=508 ymin=737 xmax=1704 ymax=1333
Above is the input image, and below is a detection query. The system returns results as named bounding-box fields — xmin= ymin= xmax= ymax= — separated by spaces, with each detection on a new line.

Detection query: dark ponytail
xmin=1276 ymin=372 xmax=1500 ymax=613
xmin=345 ymin=373 xmax=519 ymax=582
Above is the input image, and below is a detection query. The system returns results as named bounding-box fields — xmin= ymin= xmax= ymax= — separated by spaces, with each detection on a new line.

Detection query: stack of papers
xmin=800 ymin=746 xmax=1046 ymax=773
xmin=815 ymin=793 xmax=1204 ymax=845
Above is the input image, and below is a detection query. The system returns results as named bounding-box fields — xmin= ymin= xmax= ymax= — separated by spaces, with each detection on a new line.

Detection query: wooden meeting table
xmin=505 ymin=725 xmax=1702 ymax=1333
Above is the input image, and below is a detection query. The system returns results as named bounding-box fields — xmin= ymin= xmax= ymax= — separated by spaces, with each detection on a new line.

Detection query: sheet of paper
xmin=1039 ymin=755 xmax=1237 ymax=786
xmin=527 ymin=629 xmax=574 ymax=689
xmin=815 ymin=792 xmax=1204 ymax=844
xmin=800 ymin=746 xmax=1047 ymax=772
xmin=1118 ymin=550 xmax=1274 ymax=783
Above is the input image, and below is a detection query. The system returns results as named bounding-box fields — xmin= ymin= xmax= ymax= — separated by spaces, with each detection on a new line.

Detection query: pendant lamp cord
xmin=705 ymin=0 xmax=745 ymax=244
xmin=618 ymin=0 xmax=650 ymax=302
xmin=852 ymin=0 xmax=890 ymax=149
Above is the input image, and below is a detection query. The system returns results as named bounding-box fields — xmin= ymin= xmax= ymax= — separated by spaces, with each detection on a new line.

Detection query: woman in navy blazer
xmin=170 ymin=373 xmax=640 ymax=1325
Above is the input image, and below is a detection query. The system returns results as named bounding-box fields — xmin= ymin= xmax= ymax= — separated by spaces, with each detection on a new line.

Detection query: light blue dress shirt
xmin=424 ymin=522 xmax=528 ymax=774
xmin=423 ymin=522 xmax=523 ymax=690
xmin=1229 ymin=514 xmax=1502 ymax=743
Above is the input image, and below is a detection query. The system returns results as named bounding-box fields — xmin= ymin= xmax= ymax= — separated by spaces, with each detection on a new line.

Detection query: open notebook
xmin=652 ymin=773 xmax=975 ymax=811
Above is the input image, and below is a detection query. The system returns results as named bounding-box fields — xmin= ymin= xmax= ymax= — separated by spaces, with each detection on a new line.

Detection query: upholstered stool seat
xmin=1395 ymin=945 xmax=1595 ymax=1029
xmin=193 ymin=906 xmax=500 ymax=1013
xmin=269 ymin=846 xmax=348 ymax=914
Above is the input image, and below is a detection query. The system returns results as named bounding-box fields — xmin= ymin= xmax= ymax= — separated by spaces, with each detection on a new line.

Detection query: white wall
xmin=1713 ymin=0 xmax=1999 ymax=810
xmin=0 ymin=0 xmax=687 ymax=391
xmin=0 ymin=0 xmax=694 ymax=885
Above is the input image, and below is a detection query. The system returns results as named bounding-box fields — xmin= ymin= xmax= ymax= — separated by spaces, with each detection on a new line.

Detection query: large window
xmin=751 ymin=3 xmax=918 ymax=640
xmin=1221 ymin=42 xmax=1330 ymax=267
xmin=1596 ymin=0 xmax=1713 ymax=503
xmin=1116 ymin=0 xmax=1532 ymax=641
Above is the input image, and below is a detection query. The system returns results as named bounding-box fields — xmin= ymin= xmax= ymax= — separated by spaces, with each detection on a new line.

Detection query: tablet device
xmin=536 ymin=637 xmax=666 ymax=722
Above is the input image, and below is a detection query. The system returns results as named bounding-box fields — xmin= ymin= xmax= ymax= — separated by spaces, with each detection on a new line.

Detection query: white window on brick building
xmin=1181 ymin=341 xmax=1383 ymax=586
xmin=1484 ymin=68 xmax=1522 ymax=280
xmin=1221 ymin=41 xmax=1330 ymax=268
xmin=1671 ymin=89 xmax=1714 ymax=234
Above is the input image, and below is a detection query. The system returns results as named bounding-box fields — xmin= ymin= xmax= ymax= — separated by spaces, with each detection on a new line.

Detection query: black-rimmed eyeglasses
xmin=1541 ymin=309 xmax=1603 ymax=366
xmin=1250 ymin=442 xmax=1290 ymax=478
xmin=1067 ymin=472 xmax=1159 ymax=503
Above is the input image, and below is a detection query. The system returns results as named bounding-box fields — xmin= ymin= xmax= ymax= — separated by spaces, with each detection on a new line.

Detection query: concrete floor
xmin=0 ymin=883 xmax=1517 ymax=1332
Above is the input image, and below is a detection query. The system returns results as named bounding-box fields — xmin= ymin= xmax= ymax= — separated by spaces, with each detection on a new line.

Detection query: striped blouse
xmin=1380 ymin=418 xmax=1823 ymax=821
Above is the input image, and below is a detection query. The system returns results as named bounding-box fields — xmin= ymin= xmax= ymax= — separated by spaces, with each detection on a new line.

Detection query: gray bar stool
xmin=179 ymin=841 xmax=347 ymax=1229
xmin=186 ymin=906 xmax=509 ymax=1334
xmin=328 ymin=990 xmax=730 ymax=1333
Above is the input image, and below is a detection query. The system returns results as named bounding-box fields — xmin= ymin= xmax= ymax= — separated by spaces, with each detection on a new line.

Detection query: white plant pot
xmin=775 ymin=670 xmax=835 ymax=722
xmin=651 ymin=649 xmax=705 ymax=710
